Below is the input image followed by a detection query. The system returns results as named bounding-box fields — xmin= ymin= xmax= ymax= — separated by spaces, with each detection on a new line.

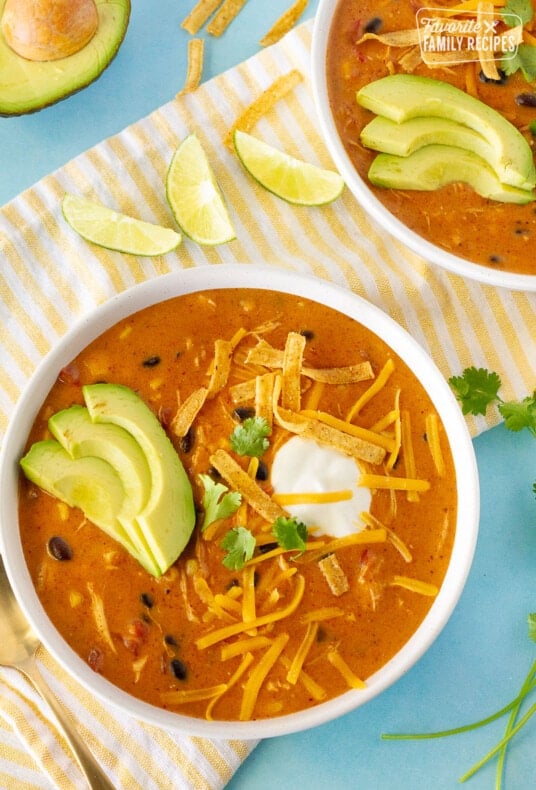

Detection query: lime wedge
xmin=62 ymin=194 xmax=181 ymax=256
xmin=166 ymin=134 xmax=236 ymax=245
xmin=233 ymin=130 xmax=345 ymax=206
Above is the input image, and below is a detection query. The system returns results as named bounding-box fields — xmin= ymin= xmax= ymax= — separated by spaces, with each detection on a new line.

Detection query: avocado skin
xmin=368 ymin=144 xmax=535 ymax=204
xmin=357 ymin=74 xmax=536 ymax=191
xmin=0 ymin=0 xmax=130 ymax=116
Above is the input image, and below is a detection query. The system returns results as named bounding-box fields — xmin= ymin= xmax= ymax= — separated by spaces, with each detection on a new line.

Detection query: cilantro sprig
xmin=382 ymin=613 xmax=536 ymax=789
xmin=500 ymin=0 xmax=536 ymax=81
xmin=272 ymin=516 xmax=308 ymax=555
xmin=220 ymin=516 xmax=308 ymax=571
xmin=229 ymin=416 xmax=271 ymax=457
xmin=449 ymin=367 xmax=536 ymax=496
xmin=449 ymin=367 xmax=536 ymax=437
xmin=220 ymin=526 xmax=256 ymax=570
xmin=199 ymin=474 xmax=241 ymax=532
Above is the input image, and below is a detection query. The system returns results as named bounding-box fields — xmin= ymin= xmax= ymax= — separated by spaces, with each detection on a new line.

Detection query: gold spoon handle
xmin=24 ymin=654 xmax=116 ymax=790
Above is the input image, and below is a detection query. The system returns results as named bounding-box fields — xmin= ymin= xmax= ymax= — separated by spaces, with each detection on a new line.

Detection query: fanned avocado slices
xmin=0 ymin=0 xmax=130 ymax=116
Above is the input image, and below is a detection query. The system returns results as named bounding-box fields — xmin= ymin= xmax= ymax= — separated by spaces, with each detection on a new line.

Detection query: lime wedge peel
xmin=233 ymin=129 xmax=345 ymax=206
xmin=62 ymin=194 xmax=181 ymax=257
xmin=166 ymin=133 xmax=236 ymax=246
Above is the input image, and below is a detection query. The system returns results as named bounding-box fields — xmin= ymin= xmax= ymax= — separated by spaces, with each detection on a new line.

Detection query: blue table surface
xmin=1 ymin=2 xmax=534 ymax=789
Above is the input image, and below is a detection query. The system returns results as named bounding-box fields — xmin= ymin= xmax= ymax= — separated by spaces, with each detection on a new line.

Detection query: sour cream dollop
xmin=270 ymin=436 xmax=371 ymax=538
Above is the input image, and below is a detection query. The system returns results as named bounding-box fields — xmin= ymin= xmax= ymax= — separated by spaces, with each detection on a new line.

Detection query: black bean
xmin=233 ymin=406 xmax=256 ymax=422
xmin=140 ymin=592 xmax=154 ymax=608
xmin=515 ymin=92 xmax=536 ymax=107
xmin=47 ymin=536 xmax=73 ymax=561
xmin=170 ymin=658 xmax=188 ymax=680
xmin=142 ymin=355 xmax=161 ymax=368
xmin=258 ymin=542 xmax=278 ymax=554
xmin=179 ymin=427 xmax=195 ymax=453
xmin=164 ymin=634 xmax=179 ymax=647
xmin=255 ymin=460 xmax=269 ymax=481
xmin=300 ymin=329 xmax=315 ymax=340
xmin=479 ymin=69 xmax=507 ymax=85
xmin=363 ymin=17 xmax=382 ymax=34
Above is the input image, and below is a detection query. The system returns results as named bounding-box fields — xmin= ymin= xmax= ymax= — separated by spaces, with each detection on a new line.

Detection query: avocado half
xmin=0 ymin=0 xmax=130 ymax=116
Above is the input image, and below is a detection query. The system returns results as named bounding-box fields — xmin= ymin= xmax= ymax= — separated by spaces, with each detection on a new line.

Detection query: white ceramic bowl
xmin=311 ymin=0 xmax=536 ymax=292
xmin=0 ymin=265 xmax=479 ymax=738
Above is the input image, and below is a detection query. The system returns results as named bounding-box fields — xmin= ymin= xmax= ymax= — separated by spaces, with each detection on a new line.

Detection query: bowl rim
xmin=0 ymin=264 xmax=480 ymax=738
xmin=310 ymin=0 xmax=536 ymax=293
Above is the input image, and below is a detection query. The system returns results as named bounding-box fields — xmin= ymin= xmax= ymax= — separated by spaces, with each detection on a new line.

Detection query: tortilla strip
xmin=207 ymin=339 xmax=233 ymax=397
xmin=177 ymin=38 xmax=204 ymax=96
xmin=358 ymin=30 xmax=421 ymax=47
xmin=318 ymin=554 xmax=349 ymax=597
xmin=259 ymin=0 xmax=309 ymax=47
xmin=247 ymin=339 xmax=374 ymax=384
xmin=171 ymin=386 xmax=208 ymax=437
xmin=181 ymin=0 xmax=223 ymax=34
xmin=209 ymin=449 xmax=287 ymax=523
xmin=229 ymin=377 xmax=256 ymax=403
xmin=299 ymin=409 xmax=395 ymax=452
xmin=282 ymin=331 xmax=305 ymax=411
xmin=207 ymin=0 xmax=248 ymax=37
xmin=303 ymin=361 xmax=374 ymax=384
xmin=301 ymin=419 xmax=386 ymax=465
xmin=246 ymin=339 xmax=283 ymax=368
xmin=255 ymin=371 xmax=275 ymax=428
xmin=225 ymin=69 xmax=303 ymax=147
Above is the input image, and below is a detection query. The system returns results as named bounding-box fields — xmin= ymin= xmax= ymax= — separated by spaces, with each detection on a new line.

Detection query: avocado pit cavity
xmin=1 ymin=0 xmax=98 ymax=61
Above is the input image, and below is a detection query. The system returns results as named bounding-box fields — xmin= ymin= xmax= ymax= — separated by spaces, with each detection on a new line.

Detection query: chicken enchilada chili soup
xmin=326 ymin=0 xmax=536 ymax=276
xmin=19 ymin=288 xmax=456 ymax=721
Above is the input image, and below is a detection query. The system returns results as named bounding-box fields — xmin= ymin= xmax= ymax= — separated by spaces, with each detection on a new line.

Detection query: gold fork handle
xmin=24 ymin=655 xmax=116 ymax=790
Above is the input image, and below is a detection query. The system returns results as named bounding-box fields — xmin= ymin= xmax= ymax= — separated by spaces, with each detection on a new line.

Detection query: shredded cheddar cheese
xmin=286 ymin=620 xmax=319 ymax=684
xmin=358 ymin=474 xmax=431 ymax=492
xmin=272 ymin=490 xmax=353 ymax=506
xmin=426 ymin=413 xmax=446 ymax=477
xmin=221 ymin=636 xmax=272 ymax=661
xmin=346 ymin=358 xmax=395 ymax=422
xmin=240 ymin=633 xmax=290 ymax=720
xmin=196 ymin=574 xmax=306 ymax=649
xmin=400 ymin=409 xmax=419 ymax=502
xmin=327 ymin=648 xmax=367 ymax=690
xmin=391 ymin=576 xmax=439 ymax=597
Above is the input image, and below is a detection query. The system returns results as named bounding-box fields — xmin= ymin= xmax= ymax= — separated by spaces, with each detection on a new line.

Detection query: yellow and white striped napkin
xmin=0 ymin=17 xmax=535 ymax=789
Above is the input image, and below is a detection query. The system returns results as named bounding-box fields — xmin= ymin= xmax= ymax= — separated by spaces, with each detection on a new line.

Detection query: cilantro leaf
xmin=501 ymin=43 xmax=536 ymax=82
xmin=501 ymin=0 xmax=533 ymax=26
xmin=498 ymin=391 xmax=536 ymax=437
xmin=272 ymin=516 xmax=308 ymax=554
xmin=220 ymin=527 xmax=256 ymax=570
xmin=449 ymin=367 xmax=502 ymax=416
xmin=199 ymin=474 xmax=241 ymax=532
xmin=229 ymin=416 xmax=270 ymax=457
xmin=528 ymin=613 xmax=536 ymax=643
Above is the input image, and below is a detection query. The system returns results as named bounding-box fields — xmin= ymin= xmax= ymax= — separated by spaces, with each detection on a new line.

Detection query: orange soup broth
xmin=19 ymin=288 xmax=456 ymax=721
xmin=327 ymin=0 xmax=536 ymax=275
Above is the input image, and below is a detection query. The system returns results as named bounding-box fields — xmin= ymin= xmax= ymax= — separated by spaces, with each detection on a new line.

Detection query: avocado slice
xmin=368 ymin=144 xmax=535 ymax=204
xmin=83 ymin=383 xmax=196 ymax=575
xmin=0 ymin=0 xmax=130 ymax=116
xmin=20 ymin=439 xmax=134 ymax=550
xmin=361 ymin=116 xmax=497 ymax=163
xmin=48 ymin=404 xmax=160 ymax=575
xmin=357 ymin=75 xmax=536 ymax=191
